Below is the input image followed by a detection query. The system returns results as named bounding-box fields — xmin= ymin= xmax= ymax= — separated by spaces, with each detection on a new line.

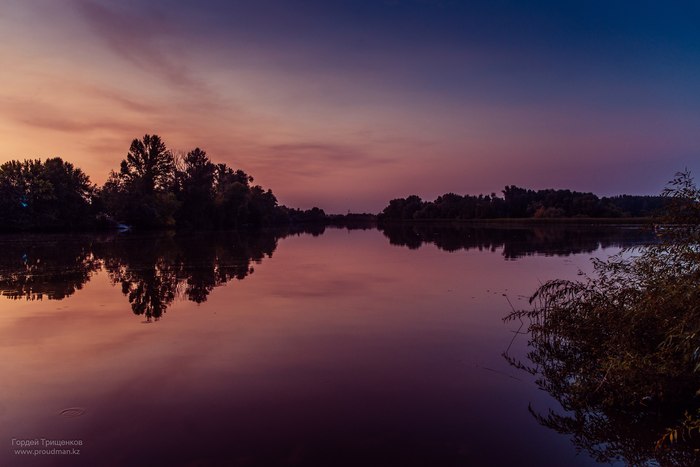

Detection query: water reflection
xmin=0 ymin=226 xmax=326 ymax=321
xmin=0 ymin=225 xmax=664 ymax=466
xmin=0 ymin=235 xmax=100 ymax=300
xmin=97 ymin=232 xmax=283 ymax=321
xmin=380 ymin=222 xmax=656 ymax=258
xmin=505 ymin=333 xmax=698 ymax=466
xmin=0 ymin=224 xmax=656 ymax=320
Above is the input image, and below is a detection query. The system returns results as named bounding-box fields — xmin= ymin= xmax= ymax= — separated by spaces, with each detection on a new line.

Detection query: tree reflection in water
xmin=101 ymin=228 xmax=320 ymax=321
xmin=502 ymin=196 xmax=700 ymax=466
xmin=0 ymin=235 xmax=100 ymax=300
xmin=0 ymin=222 xmax=690 ymax=463
xmin=98 ymin=231 xmax=282 ymax=321
xmin=505 ymin=334 xmax=699 ymax=466
xmin=0 ymin=226 xmax=321 ymax=321
xmin=379 ymin=222 xmax=656 ymax=258
xmin=0 ymin=224 xmax=657 ymax=322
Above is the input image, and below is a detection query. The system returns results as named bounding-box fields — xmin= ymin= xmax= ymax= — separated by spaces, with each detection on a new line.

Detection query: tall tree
xmin=103 ymin=134 xmax=179 ymax=228
xmin=177 ymin=148 xmax=216 ymax=228
xmin=119 ymin=134 xmax=175 ymax=194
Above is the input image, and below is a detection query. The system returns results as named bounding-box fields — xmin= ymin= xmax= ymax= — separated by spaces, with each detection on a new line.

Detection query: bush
xmin=505 ymin=170 xmax=700 ymax=465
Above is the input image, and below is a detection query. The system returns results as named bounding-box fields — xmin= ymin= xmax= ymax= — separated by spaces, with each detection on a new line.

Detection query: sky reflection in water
xmin=0 ymin=225 xmax=655 ymax=466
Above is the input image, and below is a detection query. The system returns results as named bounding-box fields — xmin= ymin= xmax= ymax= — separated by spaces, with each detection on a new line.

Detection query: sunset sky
xmin=1 ymin=0 xmax=699 ymax=212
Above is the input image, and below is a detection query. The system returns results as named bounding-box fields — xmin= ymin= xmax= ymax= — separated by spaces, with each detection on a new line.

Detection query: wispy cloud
xmin=83 ymin=86 xmax=159 ymax=114
xmin=1 ymin=96 xmax=144 ymax=135
xmin=247 ymin=142 xmax=399 ymax=178
xmin=72 ymin=0 xmax=210 ymax=96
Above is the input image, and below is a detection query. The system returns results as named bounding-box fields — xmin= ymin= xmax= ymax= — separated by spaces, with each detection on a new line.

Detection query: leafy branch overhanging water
xmin=505 ymin=170 xmax=700 ymax=465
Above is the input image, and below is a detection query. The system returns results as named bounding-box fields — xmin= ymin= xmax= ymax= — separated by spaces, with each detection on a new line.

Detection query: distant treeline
xmin=379 ymin=186 xmax=667 ymax=221
xmin=0 ymin=134 xmax=332 ymax=232
xmin=0 ymin=135 xmax=669 ymax=231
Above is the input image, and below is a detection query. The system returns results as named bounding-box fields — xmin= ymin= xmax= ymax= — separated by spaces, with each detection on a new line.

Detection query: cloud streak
xmin=73 ymin=0 xmax=214 ymax=99
xmin=0 ymin=95 xmax=146 ymax=134
xmin=244 ymin=142 xmax=399 ymax=179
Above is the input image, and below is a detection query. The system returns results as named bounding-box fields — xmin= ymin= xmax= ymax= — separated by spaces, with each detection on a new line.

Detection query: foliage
xmin=99 ymin=134 xmax=325 ymax=230
xmin=0 ymin=158 xmax=95 ymax=231
xmin=175 ymin=147 xmax=216 ymax=228
xmin=379 ymin=187 xmax=666 ymax=221
xmin=101 ymin=134 xmax=179 ymax=228
xmin=1 ymin=133 xmax=669 ymax=231
xmin=100 ymin=171 xmax=179 ymax=229
xmin=0 ymin=134 xmax=336 ymax=231
xmin=504 ymin=170 xmax=700 ymax=465
xmin=119 ymin=134 xmax=175 ymax=195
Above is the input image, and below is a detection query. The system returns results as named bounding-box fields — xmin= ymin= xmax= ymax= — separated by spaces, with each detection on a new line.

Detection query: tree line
xmin=379 ymin=186 xmax=667 ymax=221
xmin=0 ymin=134 xmax=670 ymax=231
xmin=0 ymin=134 xmax=328 ymax=231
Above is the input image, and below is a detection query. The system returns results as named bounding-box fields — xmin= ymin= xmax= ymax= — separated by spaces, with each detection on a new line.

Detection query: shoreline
xmin=377 ymin=217 xmax=656 ymax=225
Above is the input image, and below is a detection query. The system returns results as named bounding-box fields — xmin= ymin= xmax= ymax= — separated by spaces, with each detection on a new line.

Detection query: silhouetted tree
xmin=0 ymin=158 xmax=95 ymax=231
xmin=379 ymin=186 xmax=666 ymax=221
xmin=212 ymin=163 xmax=253 ymax=228
xmin=380 ymin=195 xmax=425 ymax=220
xmin=604 ymin=194 xmax=667 ymax=217
xmin=119 ymin=134 xmax=175 ymax=194
xmin=1 ymin=134 xmax=340 ymax=231
xmin=101 ymin=134 xmax=179 ymax=228
xmin=175 ymin=147 xmax=216 ymax=229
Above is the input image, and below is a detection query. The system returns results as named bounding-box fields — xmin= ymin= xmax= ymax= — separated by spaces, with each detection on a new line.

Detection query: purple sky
xmin=1 ymin=0 xmax=699 ymax=212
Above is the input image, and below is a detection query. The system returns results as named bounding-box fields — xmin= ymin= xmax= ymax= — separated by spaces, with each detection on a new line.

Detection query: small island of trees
xmin=0 ymin=134 xmax=330 ymax=232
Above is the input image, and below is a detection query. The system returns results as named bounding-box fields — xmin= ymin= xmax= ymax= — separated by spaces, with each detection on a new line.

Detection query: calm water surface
xmin=0 ymin=225 xmax=655 ymax=466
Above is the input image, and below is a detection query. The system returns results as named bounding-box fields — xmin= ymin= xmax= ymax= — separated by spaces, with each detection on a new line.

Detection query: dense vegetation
xmin=505 ymin=171 xmax=700 ymax=465
xmin=0 ymin=134 xmax=327 ymax=231
xmin=0 ymin=158 xmax=95 ymax=231
xmin=0 ymin=134 xmax=670 ymax=231
xmin=379 ymin=187 xmax=666 ymax=221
